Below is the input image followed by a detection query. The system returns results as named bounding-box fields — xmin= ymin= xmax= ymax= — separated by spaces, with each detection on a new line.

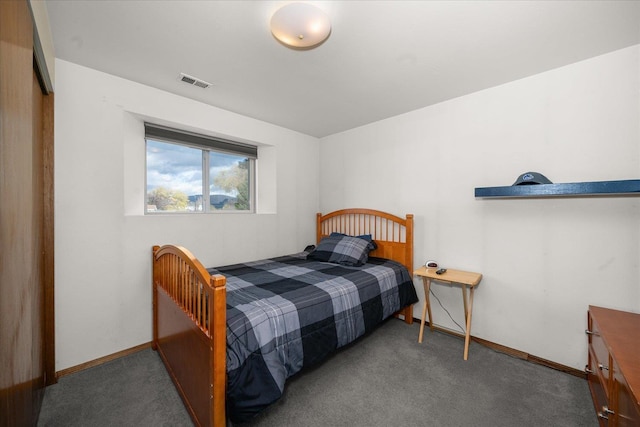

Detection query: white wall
xmin=55 ymin=44 xmax=639 ymax=373
xmin=54 ymin=59 xmax=319 ymax=371
xmin=319 ymin=45 xmax=640 ymax=369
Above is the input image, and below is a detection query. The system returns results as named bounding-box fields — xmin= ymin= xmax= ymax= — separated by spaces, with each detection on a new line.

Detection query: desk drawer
xmin=588 ymin=314 xmax=612 ymax=396
xmin=614 ymin=362 xmax=640 ymax=427
xmin=588 ymin=348 xmax=609 ymax=425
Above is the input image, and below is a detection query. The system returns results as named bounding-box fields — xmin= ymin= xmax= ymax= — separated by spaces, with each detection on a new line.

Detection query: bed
xmin=152 ymin=209 xmax=418 ymax=426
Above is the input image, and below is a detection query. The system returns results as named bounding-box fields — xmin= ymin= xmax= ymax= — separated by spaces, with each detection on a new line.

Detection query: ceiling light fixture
xmin=270 ymin=2 xmax=331 ymax=49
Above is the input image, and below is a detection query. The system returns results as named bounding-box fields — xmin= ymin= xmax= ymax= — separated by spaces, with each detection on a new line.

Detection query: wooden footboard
xmin=152 ymin=245 xmax=226 ymax=427
xmin=317 ymin=209 xmax=415 ymax=323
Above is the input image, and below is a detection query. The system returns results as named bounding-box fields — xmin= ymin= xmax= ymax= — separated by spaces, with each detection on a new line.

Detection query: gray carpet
xmin=37 ymin=347 xmax=192 ymax=427
xmin=38 ymin=319 xmax=597 ymax=426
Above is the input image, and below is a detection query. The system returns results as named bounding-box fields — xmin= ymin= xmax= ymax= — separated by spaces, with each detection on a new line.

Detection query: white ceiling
xmin=46 ymin=1 xmax=640 ymax=138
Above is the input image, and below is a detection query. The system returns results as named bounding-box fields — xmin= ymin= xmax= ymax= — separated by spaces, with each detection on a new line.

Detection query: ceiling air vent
xmin=179 ymin=73 xmax=212 ymax=89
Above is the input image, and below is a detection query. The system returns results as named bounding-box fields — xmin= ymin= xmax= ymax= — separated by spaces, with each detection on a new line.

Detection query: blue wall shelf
xmin=475 ymin=179 xmax=640 ymax=198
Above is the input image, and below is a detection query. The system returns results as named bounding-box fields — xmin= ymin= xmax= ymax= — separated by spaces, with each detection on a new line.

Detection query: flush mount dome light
xmin=270 ymin=2 xmax=331 ymax=49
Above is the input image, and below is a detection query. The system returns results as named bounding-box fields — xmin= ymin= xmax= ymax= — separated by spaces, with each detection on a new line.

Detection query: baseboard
xmin=55 ymin=320 xmax=587 ymax=381
xmin=412 ymin=317 xmax=587 ymax=379
xmin=56 ymin=342 xmax=152 ymax=379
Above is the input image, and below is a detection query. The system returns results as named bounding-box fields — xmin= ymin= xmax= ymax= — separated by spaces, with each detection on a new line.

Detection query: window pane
xmin=209 ymin=152 xmax=251 ymax=211
xmin=146 ymin=139 xmax=203 ymax=212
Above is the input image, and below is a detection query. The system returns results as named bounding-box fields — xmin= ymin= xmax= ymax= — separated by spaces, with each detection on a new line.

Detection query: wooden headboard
xmin=316 ymin=209 xmax=414 ymax=273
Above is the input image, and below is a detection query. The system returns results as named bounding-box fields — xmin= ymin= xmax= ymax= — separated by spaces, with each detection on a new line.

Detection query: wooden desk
xmin=414 ymin=266 xmax=483 ymax=360
xmin=586 ymin=306 xmax=640 ymax=426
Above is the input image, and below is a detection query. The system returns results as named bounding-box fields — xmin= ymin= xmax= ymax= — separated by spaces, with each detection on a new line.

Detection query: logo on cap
xmin=513 ymin=171 xmax=552 ymax=186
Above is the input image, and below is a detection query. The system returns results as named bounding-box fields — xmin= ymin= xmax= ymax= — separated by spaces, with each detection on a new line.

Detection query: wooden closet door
xmin=0 ymin=0 xmax=48 ymax=425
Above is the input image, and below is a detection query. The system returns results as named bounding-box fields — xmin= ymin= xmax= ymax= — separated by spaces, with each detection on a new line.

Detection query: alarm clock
xmin=424 ymin=260 xmax=438 ymax=269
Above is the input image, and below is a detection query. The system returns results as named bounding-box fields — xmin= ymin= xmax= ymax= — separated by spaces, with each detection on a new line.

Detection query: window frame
xmin=144 ymin=123 xmax=257 ymax=214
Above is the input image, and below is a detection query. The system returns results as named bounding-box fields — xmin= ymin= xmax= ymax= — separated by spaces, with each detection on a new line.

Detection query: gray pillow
xmin=307 ymin=234 xmax=375 ymax=266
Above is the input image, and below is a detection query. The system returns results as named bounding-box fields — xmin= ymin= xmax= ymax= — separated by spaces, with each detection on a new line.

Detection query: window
xmin=145 ymin=123 xmax=257 ymax=213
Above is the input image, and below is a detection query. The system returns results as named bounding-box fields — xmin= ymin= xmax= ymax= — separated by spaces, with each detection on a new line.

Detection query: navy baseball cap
xmin=512 ymin=172 xmax=553 ymax=186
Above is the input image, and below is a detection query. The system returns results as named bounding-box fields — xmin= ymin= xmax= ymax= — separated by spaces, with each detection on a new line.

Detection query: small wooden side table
xmin=414 ymin=266 xmax=483 ymax=360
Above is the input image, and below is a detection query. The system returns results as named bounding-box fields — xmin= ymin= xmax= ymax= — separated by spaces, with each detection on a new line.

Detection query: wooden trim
xmin=29 ymin=1 xmax=56 ymax=389
xmin=414 ymin=318 xmax=587 ymax=379
xmin=526 ymin=354 xmax=586 ymax=378
xmin=42 ymin=90 xmax=55 ymax=386
xmin=56 ymin=342 xmax=153 ymax=379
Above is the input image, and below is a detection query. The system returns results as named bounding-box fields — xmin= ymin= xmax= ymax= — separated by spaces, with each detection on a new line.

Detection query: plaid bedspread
xmin=208 ymin=251 xmax=418 ymax=422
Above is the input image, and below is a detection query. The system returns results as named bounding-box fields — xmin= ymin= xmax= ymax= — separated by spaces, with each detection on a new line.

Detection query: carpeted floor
xmin=37 ymin=346 xmax=191 ymax=427
xmin=38 ymin=319 xmax=597 ymax=426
